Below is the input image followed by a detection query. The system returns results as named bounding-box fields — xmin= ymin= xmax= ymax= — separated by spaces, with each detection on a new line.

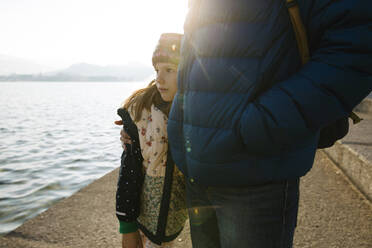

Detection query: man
xmin=166 ymin=0 xmax=372 ymax=247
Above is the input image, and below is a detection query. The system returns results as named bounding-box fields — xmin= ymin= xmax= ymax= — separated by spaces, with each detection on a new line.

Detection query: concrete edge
xmin=355 ymin=98 xmax=372 ymax=114
xmin=317 ymin=151 xmax=372 ymax=210
xmin=323 ymin=141 xmax=372 ymax=202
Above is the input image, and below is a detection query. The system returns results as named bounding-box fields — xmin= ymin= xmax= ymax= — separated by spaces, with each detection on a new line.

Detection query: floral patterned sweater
xmin=116 ymin=104 xmax=187 ymax=245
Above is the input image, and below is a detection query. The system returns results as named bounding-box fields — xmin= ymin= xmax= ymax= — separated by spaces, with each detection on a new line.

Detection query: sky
xmin=0 ymin=0 xmax=188 ymax=68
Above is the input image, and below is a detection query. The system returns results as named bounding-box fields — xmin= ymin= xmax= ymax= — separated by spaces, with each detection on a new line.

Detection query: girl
xmin=115 ymin=33 xmax=187 ymax=248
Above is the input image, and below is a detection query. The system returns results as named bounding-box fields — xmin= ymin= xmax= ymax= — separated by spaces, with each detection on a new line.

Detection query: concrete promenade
xmin=1 ymin=99 xmax=371 ymax=248
xmin=324 ymin=99 xmax=372 ymax=201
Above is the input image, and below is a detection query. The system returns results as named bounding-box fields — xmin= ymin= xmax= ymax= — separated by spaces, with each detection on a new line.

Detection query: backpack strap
xmin=285 ymin=0 xmax=362 ymax=124
xmin=285 ymin=0 xmax=310 ymax=65
xmin=349 ymin=111 xmax=363 ymax=124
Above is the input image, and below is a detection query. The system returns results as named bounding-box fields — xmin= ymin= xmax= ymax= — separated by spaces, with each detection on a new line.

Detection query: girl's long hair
xmin=123 ymin=80 xmax=171 ymax=122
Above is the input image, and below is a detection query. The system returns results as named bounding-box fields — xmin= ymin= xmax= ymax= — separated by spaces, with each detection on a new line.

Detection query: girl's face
xmin=155 ymin=62 xmax=178 ymax=102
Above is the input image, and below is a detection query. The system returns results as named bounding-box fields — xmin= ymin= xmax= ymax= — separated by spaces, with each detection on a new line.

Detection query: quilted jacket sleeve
xmin=240 ymin=0 xmax=372 ymax=155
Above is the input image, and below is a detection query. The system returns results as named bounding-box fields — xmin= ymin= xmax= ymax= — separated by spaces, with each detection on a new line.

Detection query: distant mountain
xmin=0 ymin=60 xmax=154 ymax=82
xmin=0 ymin=54 xmax=54 ymax=75
xmin=55 ymin=62 xmax=153 ymax=81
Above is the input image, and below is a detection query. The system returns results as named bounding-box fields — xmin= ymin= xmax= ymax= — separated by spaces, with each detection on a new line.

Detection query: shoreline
xmin=1 ymin=151 xmax=371 ymax=247
xmin=0 ymin=99 xmax=371 ymax=247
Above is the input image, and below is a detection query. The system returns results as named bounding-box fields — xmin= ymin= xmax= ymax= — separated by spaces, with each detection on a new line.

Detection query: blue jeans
xmin=186 ymin=178 xmax=299 ymax=248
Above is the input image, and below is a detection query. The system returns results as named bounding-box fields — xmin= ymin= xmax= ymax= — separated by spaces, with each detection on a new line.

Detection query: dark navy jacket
xmin=168 ymin=0 xmax=372 ymax=186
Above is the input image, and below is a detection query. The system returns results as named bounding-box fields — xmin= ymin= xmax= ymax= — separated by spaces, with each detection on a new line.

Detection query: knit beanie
xmin=152 ymin=33 xmax=183 ymax=67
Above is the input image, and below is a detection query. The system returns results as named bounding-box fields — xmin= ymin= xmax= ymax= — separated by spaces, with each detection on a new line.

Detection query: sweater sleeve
xmin=239 ymin=0 xmax=372 ymax=155
xmin=119 ymin=221 xmax=138 ymax=234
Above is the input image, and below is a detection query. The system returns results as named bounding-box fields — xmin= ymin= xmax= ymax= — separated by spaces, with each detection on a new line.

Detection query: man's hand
xmin=121 ymin=231 xmax=143 ymax=248
xmin=115 ymin=120 xmax=132 ymax=150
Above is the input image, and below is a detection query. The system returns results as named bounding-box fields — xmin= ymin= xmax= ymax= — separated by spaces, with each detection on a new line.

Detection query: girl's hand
xmin=115 ymin=120 xmax=132 ymax=150
xmin=122 ymin=231 xmax=143 ymax=248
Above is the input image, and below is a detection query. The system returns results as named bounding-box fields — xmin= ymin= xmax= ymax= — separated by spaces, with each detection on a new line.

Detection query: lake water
xmin=0 ymin=81 xmax=148 ymax=235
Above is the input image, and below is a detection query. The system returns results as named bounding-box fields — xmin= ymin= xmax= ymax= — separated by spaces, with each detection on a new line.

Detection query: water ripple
xmin=0 ymin=82 xmax=143 ymax=235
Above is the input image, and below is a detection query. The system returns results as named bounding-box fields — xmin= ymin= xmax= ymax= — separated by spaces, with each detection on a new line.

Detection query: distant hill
xmin=0 ymin=59 xmax=154 ymax=82
xmin=55 ymin=62 xmax=154 ymax=81
xmin=0 ymin=54 xmax=54 ymax=75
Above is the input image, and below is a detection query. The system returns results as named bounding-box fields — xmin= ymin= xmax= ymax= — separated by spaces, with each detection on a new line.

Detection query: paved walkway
xmin=1 ymin=98 xmax=371 ymax=248
xmin=0 ymin=151 xmax=371 ymax=248
xmin=324 ymin=98 xmax=372 ymax=201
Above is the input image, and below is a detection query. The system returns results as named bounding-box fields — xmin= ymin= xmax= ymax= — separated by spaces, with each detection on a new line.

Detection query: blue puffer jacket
xmin=168 ymin=0 xmax=372 ymax=186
